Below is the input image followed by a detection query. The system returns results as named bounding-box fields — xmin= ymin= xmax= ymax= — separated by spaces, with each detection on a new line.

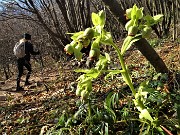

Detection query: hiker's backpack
xmin=13 ymin=41 xmax=26 ymax=58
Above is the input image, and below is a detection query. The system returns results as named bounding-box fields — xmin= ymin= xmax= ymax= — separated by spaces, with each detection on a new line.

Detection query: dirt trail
xmin=0 ymin=68 xmax=60 ymax=106
xmin=0 ymin=41 xmax=179 ymax=105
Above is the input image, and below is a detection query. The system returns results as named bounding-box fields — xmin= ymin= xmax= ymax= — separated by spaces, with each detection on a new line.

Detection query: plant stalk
xmin=111 ymin=43 xmax=136 ymax=95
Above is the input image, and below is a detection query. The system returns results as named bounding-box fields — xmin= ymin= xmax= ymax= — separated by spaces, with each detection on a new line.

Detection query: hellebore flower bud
xmin=74 ymin=51 xmax=83 ymax=61
xmin=89 ymin=49 xmax=96 ymax=59
xmin=70 ymin=40 xmax=77 ymax=48
xmin=125 ymin=8 xmax=132 ymax=20
xmin=125 ymin=20 xmax=134 ymax=31
xmin=128 ymin=26 xmax=138 ymax=36
xmin=89 ymin=48 xmax=100 ymax=60
xmin=75 ymin=43 xmax=83 ymax=52
xmin=77 ymin=34 xmax=84 ymax=43
xmin=64 ymin=44 xmax=74 ymax=55
xmin=83 ymin=28 xmax=94 ymax=40
xmin=142 ymin=26 xmax=152 ymax=38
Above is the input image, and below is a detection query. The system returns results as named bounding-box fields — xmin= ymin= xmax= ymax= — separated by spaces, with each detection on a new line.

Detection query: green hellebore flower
xmin=70 ymin=40 xmax=77 ymax=48
xmin=64 ymin=44 xmax=74 ymax=55
xmin=91 ymin=40 xmax=100 ymax=50
xmin=89 ymin=48 xmax=100 ymax=60
xmin=77 ymin=34 xmax=84 ymax=44
xmin=75 ymin=43 xmax=83 ymax=51
xmin=128 ymin=26 xmax=139 ymax=36
xmin=83 ymin=28 xmax=94 ymax=40
xmin=142 ymin=26 xmax=152 ymax=38
xmin=125 ymin=8 xmax=132 ymax=19
xmin=125 ymin=19 xmax=134 ymax=31
xmin=74 ymin=50 xmax=83 ymax=61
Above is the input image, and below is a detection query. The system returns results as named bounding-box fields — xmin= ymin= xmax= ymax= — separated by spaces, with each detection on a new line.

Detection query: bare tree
xmin=0 ymin=0 xmax=93 ymax=60
xmin=102 ymin=0 xmax=169 ymax=73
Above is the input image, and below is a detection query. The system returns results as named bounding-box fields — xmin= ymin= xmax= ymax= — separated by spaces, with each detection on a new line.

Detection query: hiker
xmin=14 ymin=33 xmax=40 ymax=91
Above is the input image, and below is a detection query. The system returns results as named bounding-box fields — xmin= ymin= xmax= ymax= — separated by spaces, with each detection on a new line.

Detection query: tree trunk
xmin=102 ymin=0 xmax=169 ymax=73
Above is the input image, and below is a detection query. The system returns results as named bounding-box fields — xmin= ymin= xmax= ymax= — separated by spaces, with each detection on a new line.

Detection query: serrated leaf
xmin=105 ymin=69 xmax=125 ymax=80
xmin=75 ymin=68 xmax=100 ymax=79
xmin=121 ymin=34 xmax=141 ymax=55
xmin=136 ymin=7 xmax=144 ymax=20
xmin=101 ymin=30 xmax=114 ymax=45
xmin=143 ymin=15 xmax=155 ymax=26
xmin=67 ymin=31 xmax=84 ymax=40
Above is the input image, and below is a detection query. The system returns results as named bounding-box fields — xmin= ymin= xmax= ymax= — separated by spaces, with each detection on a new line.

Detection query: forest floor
xmin=0 ymin=40 xmax=180 ymax=135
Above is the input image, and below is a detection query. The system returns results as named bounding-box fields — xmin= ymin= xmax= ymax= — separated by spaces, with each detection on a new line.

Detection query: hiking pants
xmin=16 ymin=58 xmax=32 ymax=84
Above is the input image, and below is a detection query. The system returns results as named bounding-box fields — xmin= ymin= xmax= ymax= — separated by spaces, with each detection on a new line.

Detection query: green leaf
xmin=73 ymin=107 xmax=84 ymax=119
xmin=136 ymin=7 xmax=144 ymax=20
xmin=58 ymin=113 xmax=68 ymax=127
xmin=105 ymin=123 xmax=109 ymax=135
xmin=143 ymin=15 xmax=155 ymax=26
xmin=121 ymin=34 xmax=141 ymax=55
xmin=105 ymin=107 xmax=116 ymax=122
xmin=153 ymin=14 xmax=164 ymax=23
xmin=67 ymin=31 xmax=84 ymax=40
xmin=111 ymin=93 xmax=119 ymax=108
xmin=87 ymin=72 xmax=100 ymax=78
xmin=105 ymin=92 xmax=113 ymax=108
xmin=91 ymin=37 xmax=100 ymax=49
xmin=131 ymin=4 xmax=138 ymax=20
xmin=75 ymin=68 xmax=95 ymax=73
xmin=74 ymin=49 xmax=82 ymax=61
xmin=105 ymin=69 xmax=125 ymax=80
xmin=92 ymin=12 xmax=100 ymax=26
xmin=101 ymin=30 xmax=114 ymax=45
xmin=105 ymin=53 xmax=110 ymax=62
xmin=98 ymin=10 xmax=106 ymax=27
xmin=75 ymin=68 xmax=100 ymax=79
xmin=139 ymin=109 xmax=153 ymax=122
xmin=95 ymin=54 xmax=110 ymax=70
xmin=65 ymin=118 xmax=73 ymax=127
xmin=121 ymin=36 xmax=132 ymax=55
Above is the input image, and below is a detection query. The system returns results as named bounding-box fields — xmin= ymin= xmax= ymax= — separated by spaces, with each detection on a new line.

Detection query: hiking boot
xmin=16 ymin=86 xmax=24 ymax=91
xmin=24 ymin=81 xmax=32 ymax=86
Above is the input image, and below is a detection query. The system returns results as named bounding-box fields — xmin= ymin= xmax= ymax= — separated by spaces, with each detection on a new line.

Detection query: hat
xmin=23 ymin=33 xmax=31 ymax=40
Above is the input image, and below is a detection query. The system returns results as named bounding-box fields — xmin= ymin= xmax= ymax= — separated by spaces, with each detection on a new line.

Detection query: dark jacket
xmin=23 ymin=41 xmax=39 ymax=61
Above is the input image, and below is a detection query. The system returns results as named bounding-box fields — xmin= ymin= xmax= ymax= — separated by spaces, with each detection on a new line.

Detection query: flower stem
xmin=111 ymin=43 xmax=136 ymax=95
